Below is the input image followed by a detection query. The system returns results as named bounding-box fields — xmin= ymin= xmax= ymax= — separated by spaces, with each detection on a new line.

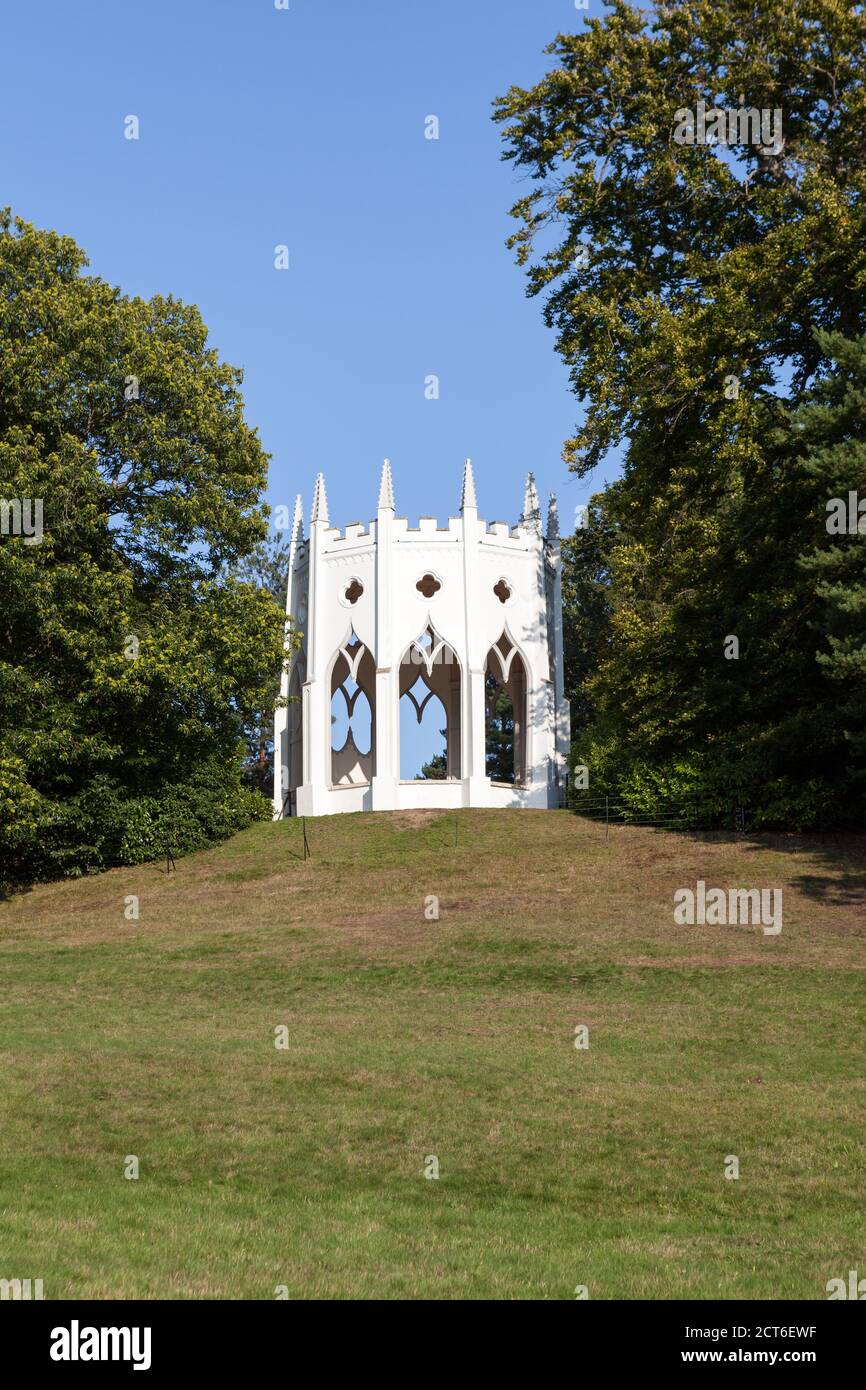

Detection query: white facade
xmin=273 ymin=459 xmax=570 ymax=817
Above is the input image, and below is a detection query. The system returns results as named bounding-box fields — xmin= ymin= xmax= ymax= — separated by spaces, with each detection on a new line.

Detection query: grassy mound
xmin=0 ymin=809 xmax=863 ymax=1298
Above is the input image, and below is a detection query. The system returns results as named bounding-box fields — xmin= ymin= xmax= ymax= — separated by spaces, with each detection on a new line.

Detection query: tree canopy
xmin=495 ymin=0 xmax=866 ymax=826
xmin=0 ymin=211 xmax=287 ymax=881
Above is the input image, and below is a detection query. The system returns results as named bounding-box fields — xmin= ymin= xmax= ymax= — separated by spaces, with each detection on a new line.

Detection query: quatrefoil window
xmin=416 ymin=573 xmax=441 ymax=598
xmin=344 ymin=578 xmax=364 ymax=605
xmin=494 ymin=579 xmax=511 ymax=604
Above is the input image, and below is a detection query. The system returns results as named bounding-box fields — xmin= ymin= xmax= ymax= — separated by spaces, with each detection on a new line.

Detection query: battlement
xmin=283 ymin=459 xmax=560 ymax=555
xmin=318 ymin=515 xmax=548 ymax=551
xmin=290 ymin=464 xmax=561 ymax=557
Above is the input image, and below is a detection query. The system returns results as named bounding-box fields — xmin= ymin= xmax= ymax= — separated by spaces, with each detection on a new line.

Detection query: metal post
xmin=605 ymin=795 xmax=609 ymax=839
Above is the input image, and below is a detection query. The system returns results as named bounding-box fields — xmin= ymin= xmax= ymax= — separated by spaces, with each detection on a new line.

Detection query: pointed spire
xmin=547 ymin=492 xmax=559 ymax=542
xmin=378 ymin=457 xmax=395 ymax=511
xmin=521 ymin=472 xmax=541 ymax=529
xmin=460 ymin=457 xmax=477 ymax=511
xmin=290 ymin=492 xmax=304 ymax=544
xmin=311 ymin=472 xmax=328 ymax=525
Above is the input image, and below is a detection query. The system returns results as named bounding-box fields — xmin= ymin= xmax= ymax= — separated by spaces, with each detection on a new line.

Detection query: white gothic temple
xmin=272 ymin=459 xmax=569 ymax=817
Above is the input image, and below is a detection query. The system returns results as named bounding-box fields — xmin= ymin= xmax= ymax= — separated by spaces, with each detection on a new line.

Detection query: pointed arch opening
xmin=286 ymin=659 xmax=305 ymax=792
xmin=329 ymin=630 xmax=376 ymax=786
xmin=485 ymin=632 xmax=527 ymax=785
xmin=399 ymin=623 xmax=462 ymax=780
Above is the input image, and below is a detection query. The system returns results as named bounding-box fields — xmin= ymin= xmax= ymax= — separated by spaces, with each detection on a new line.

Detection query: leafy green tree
xmin=0 ymin=210 xmax=287 ymax=881
xmin=559 ymin=500 xmax=613 ymax=734
xmin=230 ymin=532 xmax=292 ymax=606
xmin=228 ymin=533 xmax=294 ymax=795
xmin=495 ymin=1 xmax=866 ymax=825
xmin=796 ymin=330 xmax=866 ymax=775
xmin=418 ymin=746 xmax=447 ymax=780
xmin=485 ymin=676 xmax=514 ymax=783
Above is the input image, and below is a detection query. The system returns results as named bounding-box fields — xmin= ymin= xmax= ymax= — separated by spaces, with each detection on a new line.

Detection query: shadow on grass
xmin=570 ymin=813 xmax=866 ymax=908
xmin=790 ymin=871 xmax=866 ymax=906
xmin=738 ymin=832 xmax=866 ymax=906
xmin=0 ymin=880 xmax=34 ymax=902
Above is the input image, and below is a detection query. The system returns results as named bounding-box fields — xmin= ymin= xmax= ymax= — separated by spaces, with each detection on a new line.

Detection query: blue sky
xmin=3 ymin=0 xmax=618 ymax=774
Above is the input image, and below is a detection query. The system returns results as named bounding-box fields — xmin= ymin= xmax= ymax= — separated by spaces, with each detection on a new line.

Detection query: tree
xmin=485 ymin=676 xmax=514 ymax=782
xmin=795 ymin=330 xmax=866 ymax=775
xmin=228 ymin=533 xmax=295 ymax=795
xmin=0 ymin=210 xmax=288 ymax=882
xmin=495 ymin=1 xmax=866 ymax=826
xmin=559 ymin=499 xmax=613 ymax=735
xmin=230 ymin=532 xmax=292 ymax=605
xmin=418 ymin=745 xmax=447 ymax=780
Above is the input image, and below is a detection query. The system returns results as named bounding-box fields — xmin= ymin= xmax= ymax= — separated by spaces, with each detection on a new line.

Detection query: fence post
xmin=605 ymin=794 xmax=609 ymax=839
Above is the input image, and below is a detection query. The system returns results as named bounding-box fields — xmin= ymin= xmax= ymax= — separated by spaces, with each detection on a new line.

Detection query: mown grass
xmin=0 ymin=809 xmax=864 ymax=1299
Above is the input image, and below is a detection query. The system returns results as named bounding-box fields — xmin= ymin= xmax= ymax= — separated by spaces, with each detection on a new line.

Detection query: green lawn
xmin=1 ymin=809 xmax=864 ymax=1299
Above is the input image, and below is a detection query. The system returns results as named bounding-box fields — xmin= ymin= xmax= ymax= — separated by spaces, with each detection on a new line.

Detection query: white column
xmin=296 ymin=476 xmax=329 ymax=817
xmin=548 ymin=496 xmax=570 ymax=807
xmin=460 ymin=461 xmax=488 ymax=805
xmin=521 ymin=475 xmax=548 ymax=805
xmin=371 ymin=461 xmax=398 ymax=809
xmin=273 ymin=495 xmax=303 ymax=818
